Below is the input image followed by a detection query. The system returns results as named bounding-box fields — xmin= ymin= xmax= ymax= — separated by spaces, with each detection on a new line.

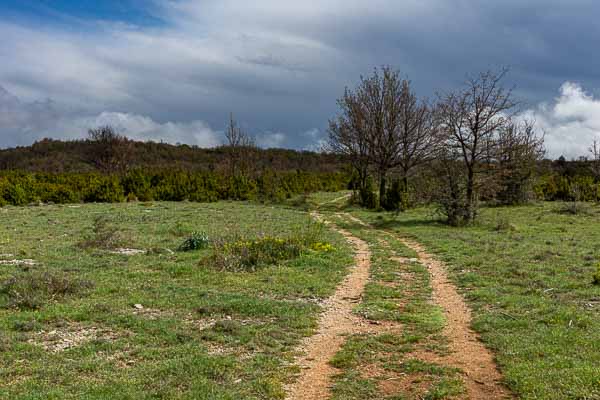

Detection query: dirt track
xmin=285 ymin=213 xmax=372 ymax=400
xmin=286 ymin=211 xmax=512 ymax=400
xmin=344 ymin=213 xmax=512 ymax=399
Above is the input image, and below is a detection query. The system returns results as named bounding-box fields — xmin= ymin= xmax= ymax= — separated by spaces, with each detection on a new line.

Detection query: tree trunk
xmin=379 ymin=172 xmax=387 ymax=209
xmin=466 ymin=167 xmax=475 ymax=222
xmin=359 ymin=167 xmax=368 ymax=192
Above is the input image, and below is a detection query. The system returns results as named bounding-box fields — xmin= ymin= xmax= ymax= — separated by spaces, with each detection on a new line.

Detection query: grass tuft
xmin=494 ymin=217 xmax=517 ymax=232
xmin=593 ymin=263 xmax=600 ymax=285
xmin=0 ymin=270 xmax=93 ymax=310
xmin=203 ymin=221 xmax=327 ymax=272
xmin=77 ymin=215 xmax=128 ymax=250
xmin=557 ymin=201 xmax=593 ymax=215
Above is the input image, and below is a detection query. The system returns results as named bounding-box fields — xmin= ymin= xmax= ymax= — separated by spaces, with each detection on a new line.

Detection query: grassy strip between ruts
xmin=0 ymin=201 xmax=353 ymax=399
xmin=325 ymin=213 xmax=465 ymax=400
xmin=348 ymin=202 xmax=600 ymax=400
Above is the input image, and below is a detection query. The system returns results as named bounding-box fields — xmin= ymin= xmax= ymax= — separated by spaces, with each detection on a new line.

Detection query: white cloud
xmin=57 ymin=112 xmax=221 ymax=147
xmin=0 ymin=86 xmax=220 ymax=148
xmin=301 ymin=128 xmax=327 ymax=152
xmin=302 ymin=128 xmax=320 ymax=139
xmin=256 ymin=132 xmax=286 ymax=148
xmin=525 ymin=82 xmax=600 ymax=159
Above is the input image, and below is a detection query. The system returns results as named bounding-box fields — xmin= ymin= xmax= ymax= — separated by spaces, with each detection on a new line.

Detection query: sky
xmin=1 ymin=1 xmax=600 ymax=158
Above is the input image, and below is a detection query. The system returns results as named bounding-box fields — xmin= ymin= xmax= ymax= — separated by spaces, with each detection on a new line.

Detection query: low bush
xmin=383 ymin=179 xmax=410 ymax=212
xmin=535 ymin=174 xmax=600 ymax=202
xmin=358 ymin=181 xmax=378 ymax=209
xmin=557 ymin=201 xmax=592 ymax=216
xmin=0 ymin=271 xmax=93 ymax=310
xmin=77 ymin=216 xmax=128 ymax=250
xmin=494 ymin=217 xmax=517 ymax=232
xmin=178 ymin=231 xmax=210 ymax=252
xmin=216 ymin=237 xmax=303 ymax=271
xmin=311 ymin=242 xmax=335 ymax=252
xmin=203 ymin=221 xmax=326 ymax=272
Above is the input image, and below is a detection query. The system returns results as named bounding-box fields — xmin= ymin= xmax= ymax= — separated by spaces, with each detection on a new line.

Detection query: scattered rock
xmin=132 ymin=306 xmax=172 ymax=320
xmin=111 ymin=248 xmax=146 ymax=256
xmin=0 ymin=259 xmax=37 ymax=266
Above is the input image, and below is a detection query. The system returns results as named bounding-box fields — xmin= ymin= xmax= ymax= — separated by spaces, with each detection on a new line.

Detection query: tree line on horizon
xmin=327 ymin=66 xmax=600 ymax=225
xmin=0 ymin=120 xmax=348 ymax=206
xmin=0 ymin=69 xmax=599 ymax=213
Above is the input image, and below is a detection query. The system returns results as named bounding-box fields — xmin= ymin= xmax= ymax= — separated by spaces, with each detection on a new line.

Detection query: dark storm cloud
xmin=1 ymin=0 xmax=600 ymax=156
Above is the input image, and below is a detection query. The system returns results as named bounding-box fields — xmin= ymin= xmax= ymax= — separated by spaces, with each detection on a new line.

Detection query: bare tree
xmin=437 ymin=69 xmax=517 ymax=223
xmin=359 ymin=67 xmax=407 ymax=207
xmin=496 ymin=119 xmax=545 ymax=204
xmin=590 ymin=140 xmax=600 ymax=180
xmin=87 ymin=125 xmax=133 ymax=173
xmin=225 ymin=113 xmax=256 ymax=176
xmin=329 ymin=67 xmax=440 ymax=209
xmin=396 ymin=80 xmax=440 ymax=194
xmin=328 ymin=87 xmax=370 ymax=193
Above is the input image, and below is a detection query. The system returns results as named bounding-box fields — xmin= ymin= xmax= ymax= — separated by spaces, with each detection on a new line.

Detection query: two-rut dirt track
xmin=285 ymin=211 xmax=512 ymax=400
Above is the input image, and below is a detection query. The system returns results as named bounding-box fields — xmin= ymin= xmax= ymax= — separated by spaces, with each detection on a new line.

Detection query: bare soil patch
xmin=28 ymin=323 xmax=120 ymax=353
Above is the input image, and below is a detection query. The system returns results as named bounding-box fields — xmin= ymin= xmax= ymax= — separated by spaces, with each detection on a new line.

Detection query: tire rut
xmin=343 ymin=213 xmax=513 ymax=400
xmin=285 ymin=212 xmax=372 ymax=400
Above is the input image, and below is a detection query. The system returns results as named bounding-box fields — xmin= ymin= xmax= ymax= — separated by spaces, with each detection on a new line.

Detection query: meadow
xmin=1 ymin=196 xmax=599 ymax=399
xmin=0 ymin=201 xmax=352 ymax=399
xmin=349 ymin=201 xmax=600 ymax=399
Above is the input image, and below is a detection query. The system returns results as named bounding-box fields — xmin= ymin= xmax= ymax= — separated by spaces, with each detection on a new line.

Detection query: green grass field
xmin=0 ymin=201 xmax=352 ymax=399
xmin=350 ymin=202 xmax=600 ymax=399
xmin=1 ymin=197 xmax=600 ymax=399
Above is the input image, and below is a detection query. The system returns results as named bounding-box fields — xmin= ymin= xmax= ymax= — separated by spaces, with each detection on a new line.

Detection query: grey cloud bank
xmin=1 ymin=0 xmax=600 ymax=157
xmin=0 ymin=86 xmax=220 ymax=147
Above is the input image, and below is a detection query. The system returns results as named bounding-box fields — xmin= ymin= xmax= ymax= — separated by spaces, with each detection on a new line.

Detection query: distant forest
xmin=0 ymin=127 xmax=348 ymax=206
xmin=0 ymin=136 xmax=594 ymax=179
xmin=0 ymin=137 xmax=344 ymax=174
xmin=0 ymin=106 xmax=598 ymax=209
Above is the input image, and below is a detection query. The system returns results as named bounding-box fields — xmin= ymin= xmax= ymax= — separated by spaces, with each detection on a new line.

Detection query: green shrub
xmin=358 ymin=179 xmax=378 ymax=209
xmin=2 ymin=184 xmax=29 ymax=206
xmin=593 ymin=263 xmax=600 ymax=285
xmin=38 ymin=183 xmax=80 ymax=204
xmin=85 ymin=176 xmax=124 ymax=203
xmin=204 ymin=221 xmax=325 ymax=272
xmin=178 ymin=231 xmax=210 ymax=252
xmin=0 ymin=271 xmax=93 ymax=310
xmin=0 ymin=170 xmax=348 ymax=206
xmin=122 ymin=169 xmax=153 ymax=201
xmin=208 ymin=237 xmax=303 ymax=272
xmin=383 ymin=179 xmax=410 ymax=211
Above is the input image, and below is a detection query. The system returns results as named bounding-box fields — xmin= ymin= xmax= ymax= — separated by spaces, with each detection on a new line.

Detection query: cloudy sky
xmin=1 ymin=0 xmax=600 ymax=158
